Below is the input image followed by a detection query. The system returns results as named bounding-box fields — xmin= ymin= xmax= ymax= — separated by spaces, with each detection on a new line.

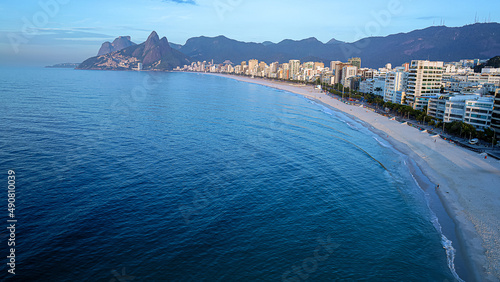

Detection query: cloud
xmin=113 ymin=26 xmax=152 ymax=32
xmin=163 ymin=0 xmax=197 ymax=5
xmin=0 ymin=29 xmax=114 ymax=46
xmin=416 ymin=16 xmax=440 ymax=20
xmin=72 ymin=27 xmax=101 ymax=31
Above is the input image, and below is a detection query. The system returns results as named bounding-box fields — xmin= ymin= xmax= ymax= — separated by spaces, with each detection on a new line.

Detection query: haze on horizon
xmin=0 ymin=0 xmax=498 ymax=66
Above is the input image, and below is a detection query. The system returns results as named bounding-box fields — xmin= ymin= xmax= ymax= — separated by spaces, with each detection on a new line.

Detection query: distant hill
xmin=77 ymin=31 xmax=190 ymax=71
xmin=169 ymin=42 xmax=183 ymax=50
xmin=348 ymin=23 xmax=500 ymax=67
xmin=179 ymin=35 xmax=269 ymax=64
xmin=474 ymin=56 xmax=500 ymax=72
xmin=97 ymin=36 xmax=136 ymax=56
xmin=177 ymin=23 xmax=500 ymax=68
xmin=485 ymin=56 xmax=500 ymax=67
xmin=45 ymin=63 xmax=80 ymax=68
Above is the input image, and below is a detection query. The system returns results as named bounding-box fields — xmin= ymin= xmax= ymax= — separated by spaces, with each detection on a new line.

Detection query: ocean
xmin=0 ymin=68 xmax=462 ymax=281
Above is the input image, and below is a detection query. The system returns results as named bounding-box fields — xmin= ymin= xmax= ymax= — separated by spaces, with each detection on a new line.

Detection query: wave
xmin=407 ymin=165 xmax=464 ymax=282
xmin=437 ymin=222 xmax=464 ymax=282
xmin=308 ymin=99 xmax=337 ymax=117
xmin=372 ymin=136 xmax=391 ymax=148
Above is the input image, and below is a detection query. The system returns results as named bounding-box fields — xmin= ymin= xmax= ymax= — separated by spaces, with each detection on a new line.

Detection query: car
xmin=469 ymin=138 xmax=479 ymax=145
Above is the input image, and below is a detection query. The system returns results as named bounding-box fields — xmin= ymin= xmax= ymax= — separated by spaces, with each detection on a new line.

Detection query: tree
xmin=461 ymin=122 xmax=476 ymax=139
xmin=384 ymin=101 xmax=394 ymax=110
xmin=480 ymin=128 xmax=498 ymax=145
xmin=424 ymin=115 xmax=432 ymax=124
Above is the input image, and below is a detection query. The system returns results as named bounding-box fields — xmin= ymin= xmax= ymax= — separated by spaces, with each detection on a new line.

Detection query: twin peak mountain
xmin=78 ymin=31 xmax=189 ymax=71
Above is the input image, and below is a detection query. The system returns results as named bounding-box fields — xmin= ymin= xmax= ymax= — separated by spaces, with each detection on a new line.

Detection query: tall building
xmin=384 ymin=70 xmax=408 ymax=103
xmin=492 ymin=89 xmax=500 ymax=134
xmin=248 ymin=59 xmax=258 ymax=75
xmin=234 ymin=65 xmax=242 ymax=74
xmin=405 ymin=60 xmax=444 ymax=110
xmin=341 ymin=65 xmax=358 ymax=87
xmin=333 ymin=62 xmax=345 ymax=85
xmin=289 ymin=60 xmax=301 ymax=80
xmin=348 ymin=57 xmax=361 ymax=69
xmin=282 ymin=63 xmax=290 ymax=80
xmin=330 ymin=61 xmax=342 ymax=73
xmin=269 ymin=62 xmax=279 ymax=74
xmin=258 ymin=61 xmax=267 ymax=73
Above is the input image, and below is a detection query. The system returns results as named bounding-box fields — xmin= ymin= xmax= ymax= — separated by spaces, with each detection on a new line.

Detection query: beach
xmin=212 ymin=73 xmax=500 ymax=281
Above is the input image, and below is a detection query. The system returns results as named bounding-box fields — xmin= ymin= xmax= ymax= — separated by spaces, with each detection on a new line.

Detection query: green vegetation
xmin=383 ymin=101 xmax=426 ymax=120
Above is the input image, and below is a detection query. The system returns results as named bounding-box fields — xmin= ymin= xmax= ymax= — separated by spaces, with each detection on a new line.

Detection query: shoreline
xmin=205 ymin=73 xmax=500 ymax=281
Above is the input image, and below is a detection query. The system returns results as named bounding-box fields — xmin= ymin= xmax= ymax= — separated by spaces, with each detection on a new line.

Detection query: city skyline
xmin=0 ymin=0 xmax=499 ymax=66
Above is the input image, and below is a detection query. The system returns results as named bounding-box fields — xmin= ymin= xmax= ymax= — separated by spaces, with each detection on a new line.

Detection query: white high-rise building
xmin=289 ymin=60 xmax=301 ymax=80
xmin=270 ymin=62 xmax=279 ymax=73
xmin=383 ymin=70 xmax=408 ymax=104
xmin=330 ymin=61 xmax=342 ymax=71
xmin=248 ymin=59 xmax=259 ymax=75
xmin=341 ymin=65 xmax=358 ymax=86
xmin=406 ymin=60 xmax=444 ymax=110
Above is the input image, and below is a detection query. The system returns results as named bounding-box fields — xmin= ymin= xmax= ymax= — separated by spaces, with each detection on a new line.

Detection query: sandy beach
xmin=210 ymin=73 xmax=500 ymax=281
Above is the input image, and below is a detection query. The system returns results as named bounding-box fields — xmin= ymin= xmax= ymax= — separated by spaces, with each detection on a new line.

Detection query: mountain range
xmin=77 ymin=23 xmax=500 ymax=71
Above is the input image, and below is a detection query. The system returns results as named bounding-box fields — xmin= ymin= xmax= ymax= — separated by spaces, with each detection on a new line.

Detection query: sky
xmin=0 ymin=0 xmax=498 ymax=66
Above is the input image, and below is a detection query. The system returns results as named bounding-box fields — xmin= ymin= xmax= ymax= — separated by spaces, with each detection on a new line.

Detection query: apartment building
xmin=383 ymin=70 xmax=408 ymax=103
xmin=427 ymin=96 xmax=448 ymax=120
xmin=405 ymin=60 xmax=444 ymax=110
xmin=464 ymin=97 xmax=494 ymax=130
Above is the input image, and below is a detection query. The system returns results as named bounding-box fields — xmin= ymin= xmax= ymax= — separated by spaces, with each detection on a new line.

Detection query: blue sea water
xmin=0 ymin=68 xmax=460 ymax=281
